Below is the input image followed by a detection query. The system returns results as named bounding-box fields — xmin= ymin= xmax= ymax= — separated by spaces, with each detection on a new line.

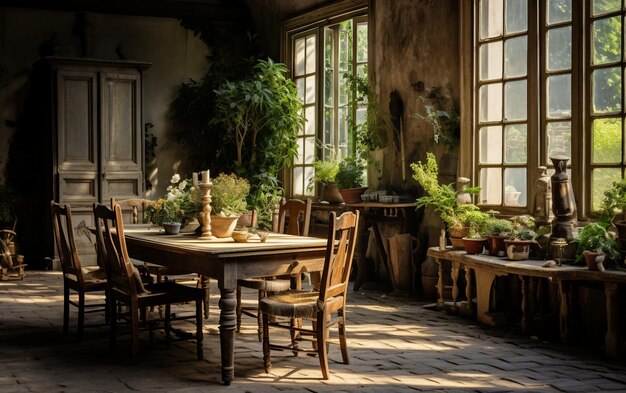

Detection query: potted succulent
xmin=308 ymin=160 xmax=343 ymax=204
xmin=461 ymin=210 xmax=490 ymax=255
xmin=573 ymin=223 xmax=619 ymax=271
xmin=482 ymin=216 xmax=513 ymax=256
xmin=210 ymin=173 xmax=251 ymax=237
xmin=411 ymin=152 xmax=481 ymax=249
xmin=336 ymin=157 xmax=367 ymax=203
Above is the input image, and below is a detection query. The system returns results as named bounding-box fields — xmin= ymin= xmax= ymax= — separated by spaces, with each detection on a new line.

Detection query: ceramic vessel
xmin=321 ymin=182 xmax=344 ymax=204
xmin=583 ymin=250 xmax=605 ymax=272
xmin=448 ymin=227 xmax=469 ymax=250
xmin=338 ymin=187 xmax=368 ymax=204
xmin=504 ymin=239 xmax=533 ymax=260
xmin=485 ymin=235 xmax=506 ymax=256
xmin=462 ymin=237 xmax=486 ymax=255
xmin=211 ymin=215 xmax=240 ymax=238
xmin=163 ymin=222 xmax=181 ymax=235
xmin=550 ymin=155 xmax=577 ymax=242
xmin=231 ymin=230 xmax=252 ymax=243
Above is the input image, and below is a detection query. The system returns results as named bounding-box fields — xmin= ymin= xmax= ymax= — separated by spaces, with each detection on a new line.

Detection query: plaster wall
xmin=0 ymin=7 xmax=209 ymax=198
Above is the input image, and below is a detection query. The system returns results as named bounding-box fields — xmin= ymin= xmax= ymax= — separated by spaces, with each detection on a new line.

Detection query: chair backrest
xmin=50 ymin=201 xmax=85 ymax=284
xmin=318 ymin=211 xmax=359 ymax=305
xmin=93 ymin=203 xmax=140 ymax=298
xmin=110 ymin=198 xmax=154 ymax=224
xmin=276 ymin=198 xmax=312 ymax=236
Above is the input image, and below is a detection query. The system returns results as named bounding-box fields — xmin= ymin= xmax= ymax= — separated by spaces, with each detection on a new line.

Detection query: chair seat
xmin=260 ymin=290 xmax=344 ymax=319
xmin=65 ymin=268 xmax=108 ymax=290
xmin=238 ymin=278 xmax=291 ymax=292
xmin=112 ymin=281 xmax=204 ymax=308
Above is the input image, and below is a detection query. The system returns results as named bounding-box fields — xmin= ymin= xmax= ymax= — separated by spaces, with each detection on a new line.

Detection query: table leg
xmin=519 ymin=276 xmax=529 ymax=335
xmin=605 ymin=282 xmax=620 ymax=358
xmin=219 ymin=286 xmax=237 ymax=385
xmin=557 ymin=279 xmax=571 ymax=343
xmin=451 ymin=261 xmax=461 ymax=312
xmin=436 ymin=257 xmax=444 ymax=309
xmin=474 ymin=269 xmax=497 ymax=326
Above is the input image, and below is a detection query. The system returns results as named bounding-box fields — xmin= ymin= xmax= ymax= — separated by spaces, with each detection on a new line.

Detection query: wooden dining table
xmin=121 ymin=227 xmax=329 ymax=385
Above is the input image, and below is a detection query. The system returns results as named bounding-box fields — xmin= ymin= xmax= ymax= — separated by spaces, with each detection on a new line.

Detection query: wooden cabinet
xmin=27 ymin=57 xmax=150 ymax=266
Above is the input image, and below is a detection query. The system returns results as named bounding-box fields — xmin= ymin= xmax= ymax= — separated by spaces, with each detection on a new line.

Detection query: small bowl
xmin=257 ymin=231 xmax=269 ymax=242
xmin=231 ymin=230 xmax=251 ymax=243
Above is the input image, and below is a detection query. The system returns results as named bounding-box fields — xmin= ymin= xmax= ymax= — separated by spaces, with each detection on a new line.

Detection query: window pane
xmin=306 ymin=36 xmax=316 ymax=74
xmin=305 ymin=106 xmax=315 ymax=135
xmin=593 ymin=16 xmax=621 ymax=65
xmin=479 ymin=83 xmax=503 ymax=122
xmin=338 ymin=107 xmax=348 ymax=159
xmin=295 ymin=38 xmax=305 ymax=76
xmin=547 ymin=26 xmax=572 ymax=71
xmin=324 ymin=107 xmax=332 ymax=147
xmin=592 ymin=117 xmax=623 ymax=163
xmin=304 ymin=136 xmax=316 ymax=164
xmin=547 ymin=121 xmax=572 ymax=160
xmin=592 ymin=67 xmax=622 ymax=114
xmin=296 ymin=78 xmax=305 ymax=102
xmin=296 ymin=142 xmax=304 ymax=165
xmin=304 ymin=166 xmax=315 ymax=196
xmin=479 ymin=126 xmax=503 ymax=163
xmin=480 ymin=0 xmax=503 ymax=39
xmin=504 ymin=36 xmax=527 ymax=77
xmin=324 ymin=69 xmax=333 ymax=106
xmin=357 ymin=22 xmax=368 ymax=62
xmin=339 ymin=72 xmax=348 ymax=106
xmin=505 ymin=0 xmax=527 ymax=34
xmin=504 ymin=124 xmax=527 ymax=163
xmin=547 ymin=0 xmax=572 ymax=24
xmin=592 ymin=0 xmax=621 ymax=16
xmin=479 ymin=168 xmax=503 ymax=205
xmin=504 ymin=80 xmax=527 ymax=121
xmin=504 ymin=168 xmax=527 ymax=206
xmin=592 ymin=168 xmax=622 ymax=210
xmin=547 ymin=74 xmax=572 ymax=118
xmin=305 ymin=75 xmax=316 ymax=104
xmin=479 ymin=41 xmax=503 ymax=81
xmin=294 ymin=167 xmax=304 ymax=195
xmin=324 ymin=28 xmax=333 ymax=69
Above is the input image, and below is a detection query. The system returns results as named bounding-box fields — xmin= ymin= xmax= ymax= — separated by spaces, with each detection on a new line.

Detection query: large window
xmin=284 ymin=3 xmax=368 ymax=197
xmin=471 ymin=0 xmax=626 ymax=218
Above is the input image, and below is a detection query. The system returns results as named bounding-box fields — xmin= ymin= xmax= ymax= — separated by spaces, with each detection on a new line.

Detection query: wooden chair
xmin=236 ymin=199 xmax=312 ymax=341
xmin=260 ymin=210 xmax=359 ymax=379
xmin=93 ymin=203 xmax=204 ymax=363
xmin=51 ymin=201 xmax=108 ymax=337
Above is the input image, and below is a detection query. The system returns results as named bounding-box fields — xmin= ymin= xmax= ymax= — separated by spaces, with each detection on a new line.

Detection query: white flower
xmin=170 ymin=174 xmax=181 ymax=183
xmin=167 ymin=192 xmax=176 ymax=200
xmin=178 ymin=180 xmax=188 ymax=190
xmin=189 ymin=186 xmax=195 ymax=192
xmin=166 ymin=185 xmax=173 ymax=191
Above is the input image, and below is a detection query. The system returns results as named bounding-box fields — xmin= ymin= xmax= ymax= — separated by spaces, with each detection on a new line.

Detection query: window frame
xmin=281 ymin=0 xmax=368 ymax=198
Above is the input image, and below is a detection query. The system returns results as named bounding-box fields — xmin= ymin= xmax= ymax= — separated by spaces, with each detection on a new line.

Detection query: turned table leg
xmin=436 ymin=257 xmax=444 ymax=309
xmin=519 ymin=276 xmax=529 ymax=335
xmin=557 ymin=280 xmax=571 ymax=344
xmin=474 ymin=269 xmax=497 ymax=326
xmin=451 ymin=261 xmax=461 ymax=312
xmin=219 ymin=286 xmax=237 ymax=385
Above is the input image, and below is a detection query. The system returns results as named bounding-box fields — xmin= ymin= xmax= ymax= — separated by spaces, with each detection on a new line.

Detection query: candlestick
xmin=198 ymin=181 xmax=214 ymax=240
xmin=202 ymin=170 xmax=210 ymax=184
xmin=192 ymin=172 xmax=198 ymax=187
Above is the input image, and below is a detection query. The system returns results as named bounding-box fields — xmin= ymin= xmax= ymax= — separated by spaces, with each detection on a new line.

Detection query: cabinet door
xmin=99 ymin=69 xmax=143 ymax=203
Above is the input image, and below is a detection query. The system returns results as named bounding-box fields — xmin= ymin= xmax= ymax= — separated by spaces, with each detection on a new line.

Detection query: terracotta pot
xmin=485 ymin=235 xmax=506 ymax=256
xmin=582 ymin=250 xmax=605 ymax=271
xmin=210 ymin=215 xmax=240 ymax=238
xmin=615 ymin=220 xmax=626 ymax=239
xmin=321 ymin=183 xmax=344 ymax=204
xmin=504 ymin=239 xmax=533 ymax=260
xmin=448 ymin=227 xmax=469 ymax=250
xmin=462 ymin=237 xmax=486 ymax=255
xmin=163 ymin=222 xmax=181 ymax=235
xmin=338 ymin=187 xmax=368 ymax=204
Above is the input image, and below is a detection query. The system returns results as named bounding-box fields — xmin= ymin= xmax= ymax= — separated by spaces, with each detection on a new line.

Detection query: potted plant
xmin=411 ymin=152 xmax=481 ymax=249
xmin=504 ymin=227 xmax=537 ymax=260
xmin=336 ymin=157 xmax=367 ymax=203
xmin=461 ymin=210 xmax=490 ymax=255
xmin=145 ymin=174 xmax=200 ymax=235
xmin=210 ymin=173 xmax=250 ymax=237
xmin=573 ymin=223 xmax=619 ymax=271
xmin=598 ymin=179 xmax=626 ymax=244
xmin=482 ymin=216 xmax=513 ymax=256
xmin=308 ymin=160 xmax=343 ymax=204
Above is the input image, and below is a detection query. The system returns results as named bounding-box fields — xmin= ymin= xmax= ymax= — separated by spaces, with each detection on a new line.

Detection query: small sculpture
xmin=534 ymin=166 xmax=553 ymax=226
xmin=456 ymin=177 xmax=472 ymax=204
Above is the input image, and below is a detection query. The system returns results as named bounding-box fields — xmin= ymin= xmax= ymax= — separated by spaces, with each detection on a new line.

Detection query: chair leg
xmin=316 ymin=313 xmax=329 ymax=380
xmin=236 ymin=285 xmax=242 ymax=332
xmin=63 ymin=285 xmax=70 ymax=336
xmin=104 ymin=290 xmax=110 ymax=324
xmin=338 ymin=309 xmax=349 ymax=364
xmin=196 ymin=298 xmax=203 ymax=360
xmin=290 ymin=317 xmax=299 ymax=356
xmin=77 ymin=291 xmax=85 ymax=338
xmin=256 ymin=290 xmax=264 ymax=342
xmin=130 ymin=302 xmax=140 ymax=364
xmin=109 ymin=297 xmax=117 ymax=352
xmin=262 ymin=312 xmax=271 ymax=373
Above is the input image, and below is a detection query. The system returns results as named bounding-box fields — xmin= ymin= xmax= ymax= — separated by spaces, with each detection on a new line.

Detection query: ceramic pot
xmin=421 ymin=257 xmax=439 ymax=300
xmin=485 ymin=235 xmax=506 ymax=256
xmin=180 ymin=217 xmax=200 ymax=233
xmin=448 ymin=227 xmax=470 ymax=250
xmin=338 ymin=187 xmax=368 ymax=204
xmin=462 ymin=237 xmax=486 ymax=255
xmin=504 ymin=239 xmax=533 ymax=260
xmin=163 ymin=222 xmax=181 ymax=235
xmin=211 ymin=215 xmax=240 ymax=238
xmin=583 ymin=250 xmax=605 ymax=272
xmin=321 ymin=182 xmax=344 ymax=204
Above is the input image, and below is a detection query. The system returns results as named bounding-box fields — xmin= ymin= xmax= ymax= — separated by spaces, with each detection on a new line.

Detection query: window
xmin=283 ymin=2 xmax=368 ymax=197
xmin=469 ymin=0 xmax=626 ymax=218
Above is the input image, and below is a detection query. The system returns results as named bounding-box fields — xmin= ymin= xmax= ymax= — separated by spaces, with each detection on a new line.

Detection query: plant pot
xmin=615 ymin=220 xmax=626 ymax=239
xmin=448 ymin=227 xmax=469 ymax=250
xmin=211 ymin=215 xmax=240 ymax=238
xmin=163 ymin=222 xmax=181 ymax=235
xmin=420 ymin=257 xmax=439 ymax=300
xmin=583 ymin=250 xmax=605 ymax=271
xmin=462 ymin=237 xmax=486 ymax=255
xmin=180 ymin=217 xmax=200 ymax=233
xmin=504 ymin=239 xmax=533 ymax=260
xmin=338 ymin=187 xmax=368 ymax=204
xmin=485 ymin=235 xmax=506 ymax=256
xmin=321 ymin=183 xmax=344 ymax=204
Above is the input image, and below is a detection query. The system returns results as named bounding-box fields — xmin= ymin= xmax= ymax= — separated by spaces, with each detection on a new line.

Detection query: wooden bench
xmin=427 ymin=247 xmax=626 ymax=358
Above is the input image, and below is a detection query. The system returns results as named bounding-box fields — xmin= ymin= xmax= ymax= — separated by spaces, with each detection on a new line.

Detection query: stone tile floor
xmin=1 ymin=272 xmax=626 ymax=392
